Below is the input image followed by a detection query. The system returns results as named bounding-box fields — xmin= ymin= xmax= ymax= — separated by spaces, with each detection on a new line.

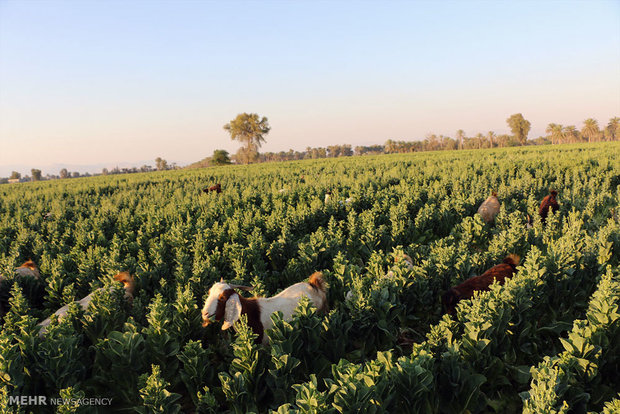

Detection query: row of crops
xmin=0 ymin=142 xmax=619 ymax=413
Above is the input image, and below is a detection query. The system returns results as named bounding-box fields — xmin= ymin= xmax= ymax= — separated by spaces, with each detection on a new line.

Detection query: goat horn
xmin=229 ymin=284 xmax=253 ymax=291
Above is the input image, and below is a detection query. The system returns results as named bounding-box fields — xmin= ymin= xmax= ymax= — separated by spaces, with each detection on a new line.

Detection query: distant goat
xmin=324 ymin=190 xmax=332 ymax=203
xmin=38 ymin=272 xmax=135 ymax=337
xmin=201 ymin=272 xmax=327 ymax=344
xmin=5 ymin=260 xmax=41 ymax=280
xmin=442 ymin=254 xmax=520 ymax=316
xmin=539 ymin=189 xmax=559 ymax=224
xmin=0 ymin=260 xmax=41 ymax=283
xmin=385 ymin=254 xmax=414 ymax=278
xmin=203 ymin=183 xmax=222 ymax=194
xmin=0 ymin=260 xmax=43 ymax=318
xmin=324 ymin=190 xmax=352 ymax=205
xmin=477 ymin=191 xmax=500 ymax=223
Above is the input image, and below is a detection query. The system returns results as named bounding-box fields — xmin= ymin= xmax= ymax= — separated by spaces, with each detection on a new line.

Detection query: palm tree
xmin=456 ymin=129 xmax=465 ymax=150
xmin=487 ymin=131 xmax=496 ymax=148
xmin=546 ymin=123 xmax=563 ymax=144
xmin=581 ymin=118 xmax=600 ymax=143
xmin=426 ymin=134 xmax=439 ymax=151
xmin=605 ymin=117 xmax=620 ymax=141
xmin=475 ymin=133 xmax=484 ymax=149
xmin=563 ymin=126 xmax=580 ymax=143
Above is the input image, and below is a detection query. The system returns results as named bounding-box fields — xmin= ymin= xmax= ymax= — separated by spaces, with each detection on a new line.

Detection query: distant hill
xmin=185 ymin=157 xmax=211 ymax=169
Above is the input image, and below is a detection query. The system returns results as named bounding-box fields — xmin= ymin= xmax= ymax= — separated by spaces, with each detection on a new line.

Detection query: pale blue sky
xmin=1 ymin=0 xmax=619 ymax=175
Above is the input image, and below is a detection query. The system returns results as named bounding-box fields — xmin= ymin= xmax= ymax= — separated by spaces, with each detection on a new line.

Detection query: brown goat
xmin=0 ymin=260 xmax=41 ymax=282
xmin=442 ymin=254 xmax=520 ymax=316
xmin=202 ymin=183 xmax=222 ymax=194
xmin=15 ymin=260 xmax=41 ymax=279
xmin=0 ymin=260 xmax=42 ymax=318
xmin=539 ymin=190 xmax=559 ymax=224
xmin=477 ymin=191 xmax=500 ymax=224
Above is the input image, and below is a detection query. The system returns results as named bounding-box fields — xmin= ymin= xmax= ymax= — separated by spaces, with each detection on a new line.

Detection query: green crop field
xmin=1 ymin=142 xmax=619 ymax=413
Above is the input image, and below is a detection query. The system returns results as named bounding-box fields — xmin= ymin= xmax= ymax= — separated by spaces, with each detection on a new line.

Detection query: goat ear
xmin=221 ymin=293 xmax=241 ymax=330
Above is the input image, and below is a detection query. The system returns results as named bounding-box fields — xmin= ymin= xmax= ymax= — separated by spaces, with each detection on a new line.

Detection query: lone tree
xmin=456 ymin=129 xmax=465 ymax=150
xmin=506 ymin=113 xmax=531 ymax=145
xmin=210 ymin=149 xmax=231 ymax=166
xmin=155 ymin=157 xmax=168 ymax=171
xmin=60 ymin=168 xmax=69 ymax=179
xmin=31 ymin=169 xmax=42 ymax=181
xmin=224 ymin=113 xmax=270 ymax=164
xmin=10 ymin=171 xmax=20 ymax=180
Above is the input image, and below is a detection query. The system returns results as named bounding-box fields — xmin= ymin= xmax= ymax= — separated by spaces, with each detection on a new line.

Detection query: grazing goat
xmin=201 ymin=272 xmax=327 ymax=344
xmin=38 ymin=272 xmax=135 ymax=337
xmin=477 ymin=191 xmax=500 ymax=223
xmin=0 ymin=260 xmax=41 ymax=284
xmin=442 ymin=254 xmax=520 ymax=316
xmin=15 ymin=260 xmax=41 ymax=279
xmin=0 ymin=260 xmax=42 ymax=318
xmin=203 ymin=183 xmax=222 ymax=194
xmin=539 ymin=190 xmax=559 ymax=224
xmin=324 ymin=190 xmax=352 ymax=205
xmin=0 ymin=260 xmax=41 ymax=281
xmin=324 ymin=190 xmax=332 ymax=203
xmin=385 ymin=254 xmax=414 ymax=278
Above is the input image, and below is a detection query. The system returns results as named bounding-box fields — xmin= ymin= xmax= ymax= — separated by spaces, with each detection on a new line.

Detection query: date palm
xmin=474 ymin=133 xmax=485 ymax=149
xmin=546 ymin=123 xmax=563 ymax=145
xmin=456 ymin=129 xmax=465 ymax=150
xmin=487 ymin=131 xmax=496 ymax=148
xmin=563 ymin=125 xmax=580 ymax=143
xmin=581 ymin=118 xmax=600 ymax=143
xmin=605 ymin=117 xmax=619 ymax=141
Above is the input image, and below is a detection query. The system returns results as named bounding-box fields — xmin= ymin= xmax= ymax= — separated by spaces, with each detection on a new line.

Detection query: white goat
xmin=38 ymin=272 xmax=135 ymax=337
xmin=324 ymin=191 xmax=332 ymax=203
xmin=201 ymin=272 xmax=327 ymax=344
xmin=385 ymin=253 xmax=414 ymax=278
xmin=324 ymin=191 xmax=352 ymax=205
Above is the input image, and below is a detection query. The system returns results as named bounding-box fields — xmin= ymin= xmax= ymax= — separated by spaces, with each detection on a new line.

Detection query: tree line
xmin=212 ymin=113 xmax=619 ymax=165
xmin=1 ymin=159 xmax=177 ymax=184
xmin=3 ymin=114 xmax=619 ymax=182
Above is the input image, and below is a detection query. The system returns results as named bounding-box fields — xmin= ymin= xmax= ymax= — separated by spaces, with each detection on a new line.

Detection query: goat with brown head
xmin=539 ymin=189 xmax=559 ymax=224
xmin=442 ymin=254 xmax=520 ymax=316
xmin=203 ymin=183 xmax=222 ymax=194
xmin=202 ymin=273 xmax=327 ymax=344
